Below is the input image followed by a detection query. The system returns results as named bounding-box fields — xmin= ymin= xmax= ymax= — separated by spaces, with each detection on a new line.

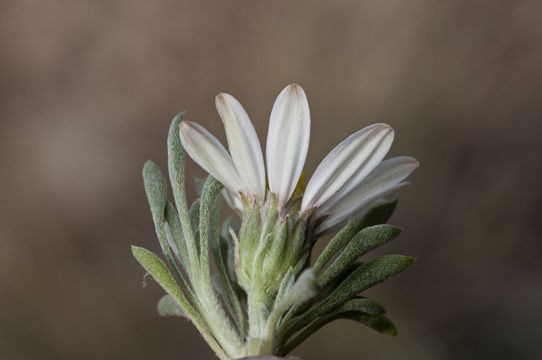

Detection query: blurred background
xmin=1 ymin=1 xmax=541 ymax=359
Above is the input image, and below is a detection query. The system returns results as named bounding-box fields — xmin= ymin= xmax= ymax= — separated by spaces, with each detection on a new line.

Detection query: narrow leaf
xmin=356 ymin=199 xmax=398 ymax=231
xmin=220 ymin=219 xmax=238 ymax=280
xmin=332 ymin=297 xmax=386 ymax=315
xmin=198 ymin=176 xmax=223 ymax=275
xmin=194 ymin=177 xmax=206 ymax=196
xmin=212 ymin=234 xmax=247 ymax=336
xmin=313 ymin=220 xmax=356 ymax=274
xmin=280 ymin=306 xmax=395 ymax=355
xmin=165 ymin=202 xmax=190 ymax=270
xmin=346 ymin=313 xmax=397 ymax=336
xmin=319 ymin=225 xmax=402 ymax=287
xmin=142 ymin=160 xmax=167 ymax=225
xmin=167 ymin=112 xmax=199 ymax=272
xmin=133 ymin=247 xmax=229 ymax=359
xmin=132 ymin=246 xmax=194 ymax=318
xmin=157 ymin=294 xmax=187 ymax=318
xmin=142 ymin=162 xmax=192 ymax=297
xmin=315 ymin=255 xmax=414 ymax=317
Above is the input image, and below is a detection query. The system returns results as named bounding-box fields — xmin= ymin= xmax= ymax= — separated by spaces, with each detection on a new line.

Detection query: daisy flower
xmin=179 ymin=84 xmax=418 ymax=234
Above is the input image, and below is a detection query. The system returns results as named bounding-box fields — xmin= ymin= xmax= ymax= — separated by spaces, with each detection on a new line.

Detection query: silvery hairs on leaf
xmin=132 ymin=84 xmax=418 ymax=360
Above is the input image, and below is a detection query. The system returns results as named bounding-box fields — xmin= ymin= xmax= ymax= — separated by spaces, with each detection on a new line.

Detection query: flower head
xmin=179 ymin=84 xmax=418 ymax=233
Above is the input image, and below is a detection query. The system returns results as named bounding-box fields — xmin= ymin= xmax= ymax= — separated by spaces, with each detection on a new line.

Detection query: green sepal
xmin=282 ymin=269 xmax=319 ymax=308
xmin=158 ymin=294 xmax=187 ymax=318
xmin=274 ymin=268 xmax=295 ymax=309
xmin=319 ymin=224 xmax=402 ymax=287
xmin=236 ymin=206 xmax=260 ymax=289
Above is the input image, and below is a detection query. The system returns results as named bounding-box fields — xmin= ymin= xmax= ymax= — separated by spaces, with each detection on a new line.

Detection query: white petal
xmin=316 ymin=156 xmax=419 ymax=233
xmin=317 ymin=181 xmax=411 ymax=235
xmin=216 ymin=93 xmax=265 ymax=200
xmin=221 ymin=188 xmax=244 ymax=213
xmin=301 ymin=123 xmax=394 ymax=211
xmin=266 ymin=84 xmax=310 ymax=205
xmin=179 ymin=121 xmax=242 ymax=194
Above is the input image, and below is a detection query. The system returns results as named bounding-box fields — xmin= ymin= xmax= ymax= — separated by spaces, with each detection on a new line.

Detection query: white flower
xmin=179 ymin=84 xmax=418 ymax=232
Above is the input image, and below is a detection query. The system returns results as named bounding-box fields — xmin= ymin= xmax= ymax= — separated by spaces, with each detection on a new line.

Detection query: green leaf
xmin=194 ymin=177 xmax=206 ymax=196
xmin=356 ymin=199 xmax=398 ymax=231
xmin=165 ymin=202 xmax=189 ymax=269
xmin=212 ymin=234 xmax=247 ymax=336
xmin=167 ymin=112 xmax=199 ymax=272
xmin=315 ymin=255 xmax=414 ymax=317
xmin=198 ymin=176 xmax=223 ymax=275
xmin=133 ymin=248 xmax=230 ymax=360
xmin=280 ymin=302 xmax=395 ymax=355
xmin=313 ymin=220 xmax=356 ymax=274
xmin=189 ymin=199 xmax=201 ymax=248
xmin=132 ymin=246 xmax=194 ymax=318
xmin=346 ymin=313 xmax=397 ymax=336
xmin=157 ymin=294 xmax=187 ymax=318
xmin=319 ymin=225 xmax=402 ymax=287
xmin=142 ymin=162 xmax=190 ymax=293
xmin=221 ymin=217 xmax=239 ymax=240
xmin=332 ymin=297 xmax=386 ymax=315
xmin=142 ymin=161 xmax=167 ymax=227
xmin=221 ymin=218 xmax=239 ymax=279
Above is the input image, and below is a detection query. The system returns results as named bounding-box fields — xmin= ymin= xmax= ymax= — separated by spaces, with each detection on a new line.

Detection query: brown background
xmin=1 ymin=1 xmax=541 ymax=359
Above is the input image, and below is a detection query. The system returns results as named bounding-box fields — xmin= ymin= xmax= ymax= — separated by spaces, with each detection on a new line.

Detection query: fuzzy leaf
xmin=356 ymin=199 xmax=398 ymax=231
xmin=143 ymin=162 xmax=190 ymax=292
xmin=198 ymin=176 xmax=223 ymax=274
xmin=189 ymin=199 xmax=201 ymax=236
xmin=167 ymin=112 xmax=200 ymax=272
xmin=313 ymin=220 xmax=356 ymax=274
xmin=157 ymin=294 xmax=187 ymax=318
xmin=221 ymin=218 xmax=239 ymax=278
xmin=346 ymin=313 xmax=397 ymax=336
xmin=280 ymin=303 xmax=395 ymax=355
xmin=194 ymin=177 xmax=206 ymax=196
xmin=316 ymin=255 xmax=414 ymax=316
xmin=319 ymin=225 xmax=402 ymax=287
xmin=142 ymin=161 xmax=167 ymax=227
xmin=212 ymin=234 xmax=247 ymax=336
xmin=132 ymin=246 xmax=194 ymax=318
xmin=334 ymin=297 xmax=386 ymax=315
xmin=165 ymin=202 xmax=189 ymax=269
